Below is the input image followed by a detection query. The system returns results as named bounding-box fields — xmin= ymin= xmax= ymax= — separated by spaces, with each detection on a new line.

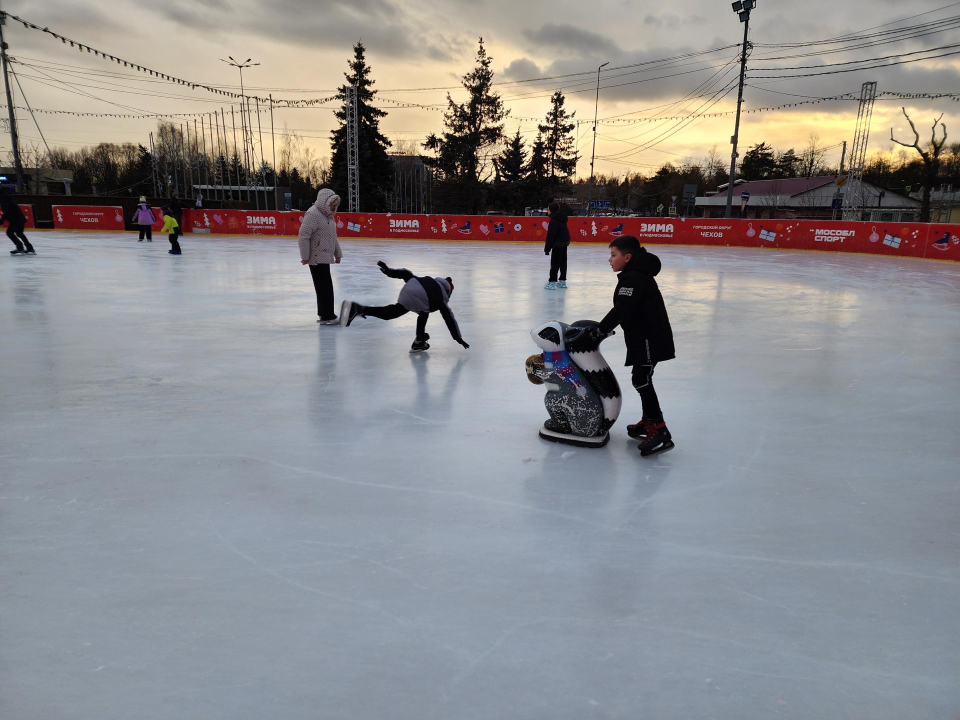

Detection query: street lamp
xmin=589 ymin=61 xmax=609 ymax=215
xmin=724 ymin=0 xmax=756 ymax=218
xmin=220 ymin=56 xmax=260 ymax=206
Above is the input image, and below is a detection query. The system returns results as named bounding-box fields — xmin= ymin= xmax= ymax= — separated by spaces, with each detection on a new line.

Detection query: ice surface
xmin=1 ymin=232 xmax=958 ymax=719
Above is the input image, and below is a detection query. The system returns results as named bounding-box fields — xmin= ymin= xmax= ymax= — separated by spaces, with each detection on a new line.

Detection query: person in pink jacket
xmin=131 ymin=197 xmax=156 ymax=241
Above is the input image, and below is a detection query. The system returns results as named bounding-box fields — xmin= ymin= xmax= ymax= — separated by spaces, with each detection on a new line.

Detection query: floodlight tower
xmin=724 ymin=0 xmax=756 ymax=218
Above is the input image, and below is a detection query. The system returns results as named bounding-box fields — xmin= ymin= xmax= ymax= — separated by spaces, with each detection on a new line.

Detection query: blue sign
xmin=589 ymin=201 xmax=611 ymax=209
xmin=831 ymin=198 xmax=843 ymax=209
xmin=741 ymin=191 xmax=751 ymax=201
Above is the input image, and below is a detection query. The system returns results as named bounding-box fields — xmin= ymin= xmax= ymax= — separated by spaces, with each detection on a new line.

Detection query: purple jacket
xmin=132 ymin=204 xmax=156 ymax=225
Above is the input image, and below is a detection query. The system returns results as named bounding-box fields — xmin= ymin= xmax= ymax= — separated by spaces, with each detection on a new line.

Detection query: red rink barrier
xmin=184 ymin=209 xmax=287 ymax=235
xmin=53 ymin=205 xmax=125 ymax=231
xmin=19 ymin=204 xmax=35 ymax=228
xmin=54 ymin=207 xmax=960 ymax=261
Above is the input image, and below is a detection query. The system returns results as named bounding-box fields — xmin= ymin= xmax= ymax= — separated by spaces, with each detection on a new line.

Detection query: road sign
xmin=836 ymin=176 xmax=847 ymax=188
xmin=668 ymin=206 xmax=677 ymax=216
xmin=588 ymin=200 xmax=611 ymax=209
xmin=682 ymin=184 xmax=698 ymax=203
xmin=905 ymin=185 xmax=912 ymax=193
xmin=740 ymin=191 xmax=751 ymax=201
xmin=656 ymin=204 xmax=664 ymax=215
xmin=831 ymin=198 xmax=843 ymax=209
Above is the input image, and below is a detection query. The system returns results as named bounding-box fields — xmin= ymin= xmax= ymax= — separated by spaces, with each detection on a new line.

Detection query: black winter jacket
xmin=0 ymin=191 xmax=25 ymax=224
xmin=598 ymin=248 xmax=675 ymax=366
xmin=544 ymin=212 xmax=570 ymax=253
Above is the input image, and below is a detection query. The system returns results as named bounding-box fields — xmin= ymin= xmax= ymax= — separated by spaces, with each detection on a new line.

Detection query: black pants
xmin=138 ymin=225 xmax=153 ymax=240
xmin=549 ymin=245 xmax=568 ymax=282
xmin=168 ymin=232 xmax=181 ymax=253
xmin=6 ymin=220 xmax=32 ymax=251
xmin=362 ymin=303 xmax=429 ymax=340
xmin=309 ymin=263 xmax=335 ymax=320
xmin=631 ymin=363 xmax=663 ymax=421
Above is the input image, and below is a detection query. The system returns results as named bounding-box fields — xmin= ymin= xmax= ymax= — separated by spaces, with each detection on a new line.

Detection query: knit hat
xmin=139 ymin=196 xmax=147 ymax=203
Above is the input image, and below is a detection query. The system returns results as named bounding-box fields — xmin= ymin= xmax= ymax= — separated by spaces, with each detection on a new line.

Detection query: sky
xmin=3 ymin=0 xmax=959 ymax=182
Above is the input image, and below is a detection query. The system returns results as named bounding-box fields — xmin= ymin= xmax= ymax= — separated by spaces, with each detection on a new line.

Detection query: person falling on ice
xmin=340 ymin=261 xmax=470 ymax=353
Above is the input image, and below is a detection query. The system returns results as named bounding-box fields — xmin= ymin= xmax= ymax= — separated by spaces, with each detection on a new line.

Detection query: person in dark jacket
xmin=168 ymin=193 xmax=183 ymax=240
xmin=543 ymin=202 xmax=571 ymax=289
xmin=582 ymin=235 xmax=675 ymax=456
xmin=0 ymin=187 xmax=35 ymax=255
xmin=339 ymin=261 xmax=470 ymax=353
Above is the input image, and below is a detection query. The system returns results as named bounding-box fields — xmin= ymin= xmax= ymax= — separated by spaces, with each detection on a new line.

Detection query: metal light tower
xmin=724 ymin=0 xmax=756 ymax=218
xmin=0 ymin=12 xmax=25 ymax=191
xmin=842 ymin=81 xmax=878 ymax=221
xmin=345 ymin=85 xmax=360 ymax=212
xmin=220 ymin=56 xmax=259 ymax=206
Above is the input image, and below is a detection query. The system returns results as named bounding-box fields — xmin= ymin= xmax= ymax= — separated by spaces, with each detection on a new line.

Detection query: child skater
xmin=161 ymin=207 xmax=182 ymax=254
xmin=340 ymin=261 xmax=470 ymax=353
xmin=131 ymin=197 xmax=156 ymax=241
xmin=574 ymin=235 xmax=675 ymax=456
xmin=543 ymin=201 xmax=570 ymax=289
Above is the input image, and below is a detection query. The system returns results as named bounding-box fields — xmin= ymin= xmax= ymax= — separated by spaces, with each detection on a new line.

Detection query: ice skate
xmin=339 ymin=300 xmax=364 ymax=328
xmin=24 ymin=247 xmax=36 ymax=255
xmin=626 ymin=418 xmax=652 ymax=439
xmin=409 ymin=338 xmax=430 ymax=353
xmin=317 ymin=316 xmax=340 ymax=325
xmin=544 ymin=282 xmax=557 ymax=290
xmin=558 ymin=281 xmax=567 ymax=289
xmin=10 ymin=248 xmax=24 ymax=255
xmin=638 ymin=421 xmax=674 ymax=457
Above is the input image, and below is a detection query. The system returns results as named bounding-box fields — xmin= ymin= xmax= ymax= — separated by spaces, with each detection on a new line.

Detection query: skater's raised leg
xmin=358 ymin=303 xmax=408 ymax=322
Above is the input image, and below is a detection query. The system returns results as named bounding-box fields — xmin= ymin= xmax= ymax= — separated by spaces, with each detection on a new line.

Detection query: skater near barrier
xmin=161 ymin=208 xmax=182 ymax=254
xmin=132 ymin=197 xmax=156 ymax=241
xmin=572 ymin=235 xmax=675 ymax=456
xmin=298 ymin=188 xmax=342 ymax=324
xmin=1 ymin=187 xmax=35 ymax=255
xmin=340 ymin=261 xmax=470 ymax=353
xmin=543 ymin=202 xmax=570 ymax=289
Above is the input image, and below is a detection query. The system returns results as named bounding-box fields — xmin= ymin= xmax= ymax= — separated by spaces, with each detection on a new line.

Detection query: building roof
xmin=706 ymin=176 xmax=839 ymax=198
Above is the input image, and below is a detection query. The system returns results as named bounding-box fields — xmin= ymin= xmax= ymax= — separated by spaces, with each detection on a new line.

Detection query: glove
xmin=544 ymin=250 xmax=550 ymax=255
xmin=377 ymin=260 xmax=388 ymax=273
xmin=458 ymin=339 xmax=470 ymax=349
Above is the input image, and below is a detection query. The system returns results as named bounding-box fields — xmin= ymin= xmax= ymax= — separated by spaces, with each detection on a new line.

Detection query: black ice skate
xmin=627 ymin=418 xmax=653 ymax=439
xmin=638 ymin=421 xmax=674 ymax=457
xmin=410 ymin=336 xmax=430 ymax=353
xmin=24 ymin=247 xmax=36 ymax=255
xmin=10 ymin=248 xmax=24 ymax=255
xmin=339 ymin=300 xmax=365 ymax=328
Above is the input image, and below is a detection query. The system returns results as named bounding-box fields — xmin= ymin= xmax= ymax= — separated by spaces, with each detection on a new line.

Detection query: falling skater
xmin=1 ymin=187 xmax=35 ymax=255
xmin=340 ymin=261 xmax=470 ymax=353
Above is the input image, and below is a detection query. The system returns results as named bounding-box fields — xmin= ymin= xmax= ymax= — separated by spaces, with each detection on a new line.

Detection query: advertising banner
xmin=184 ymin=209 xmax=287 ymax=235
xmin=52 ymin=205 xmax=125 ymax=231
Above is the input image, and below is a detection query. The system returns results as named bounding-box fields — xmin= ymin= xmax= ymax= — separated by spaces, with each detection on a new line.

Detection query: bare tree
xmin=890 ymin=107 xmax=948 ymax=222
xmin=800 ymin=133 xmax=827 ymax=178
xmin=756 ymin=178 xmax=789 ymax=218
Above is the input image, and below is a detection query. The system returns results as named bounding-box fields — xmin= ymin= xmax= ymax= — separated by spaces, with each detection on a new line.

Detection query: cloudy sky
xmin=4 ymin=0 xmax=959 ymax=180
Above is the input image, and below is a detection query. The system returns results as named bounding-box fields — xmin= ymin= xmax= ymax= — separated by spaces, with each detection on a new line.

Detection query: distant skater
xmin=340 ymin=261 xmax=470 ymax=353
xmin=161 ymin=207 xmax=181 ymax=254
xmin=298 ymin=188 xmax=343 ymax=324
xmin=132 ymin=196 xmax=156 ymax=241
xmin=1 ymin=187 xmax=35 ymax=255
xmin=543 ymin=202 xmax=570 ymax=289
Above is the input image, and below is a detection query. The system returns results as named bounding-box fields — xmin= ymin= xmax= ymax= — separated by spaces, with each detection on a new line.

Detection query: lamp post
xmin=220 ymin=56 xmax=260 ymax=206
xmin=724 ymin=0 xmax=756 ymax=219
xmin=588 ymin=61 xmax=609 ymax=216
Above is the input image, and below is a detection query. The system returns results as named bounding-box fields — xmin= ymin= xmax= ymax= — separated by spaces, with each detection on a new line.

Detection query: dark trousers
xmin=6 ymin=220 xmax=32 ymax=251
xmin=632 ymin=363 xmax=663 ymax=421
xmin=549 ymin=246 xmax=568 ymax=282
xmin=363 ymin=303 xmax=429 ymax=340
xmin=138 ymin=225 xmax=153 ymax=240
xmin=168 ymin=232 xmax=181 ymax=252
xmin=309 ymin=263 xmax=335 ymax=320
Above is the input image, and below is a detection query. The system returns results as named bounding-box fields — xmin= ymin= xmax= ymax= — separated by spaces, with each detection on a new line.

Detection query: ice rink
xmin=2 ymin=230 xmax=958 ymax=719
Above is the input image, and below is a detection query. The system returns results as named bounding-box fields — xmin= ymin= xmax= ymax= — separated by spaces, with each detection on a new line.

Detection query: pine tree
xmin=330 ymin=41 xmax=393 ymax=212
xmin=538 ymin=90 xmax=577 ymax=184
xmin=496 ymin=129 xmax=526 ymax=184
xmin=524 ymin=132 xmax=551 ymax=209
xmin=424 ymin=38 xmax=507 ymax=213
xmin=740 ymin=142 xmax=776 ymax=180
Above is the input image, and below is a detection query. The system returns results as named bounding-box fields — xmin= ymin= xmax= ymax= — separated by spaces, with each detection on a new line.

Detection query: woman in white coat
xmin=298 ymin=188 xmax=343 ymax=324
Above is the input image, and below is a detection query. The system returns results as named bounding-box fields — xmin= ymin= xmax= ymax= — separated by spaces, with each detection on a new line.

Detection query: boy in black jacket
xmin=543 ymin=202 xmax=570 ymax=289
xmin=583 ymin=235 xmax=675 ymax=456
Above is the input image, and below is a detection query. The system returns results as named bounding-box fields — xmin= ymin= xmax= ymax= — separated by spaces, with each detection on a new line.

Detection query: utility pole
xmin=588 ymin=62 xmax=609 ymax=216
xmin=0 ymin=11 xmax=25 ymax=192
xmin=839 ymin=140 xmax=847 ymax=174
xmin=269 ymin=94 xmax=277 ymax=209
xmin=725 ymin=0 xmax=756 ymax=219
